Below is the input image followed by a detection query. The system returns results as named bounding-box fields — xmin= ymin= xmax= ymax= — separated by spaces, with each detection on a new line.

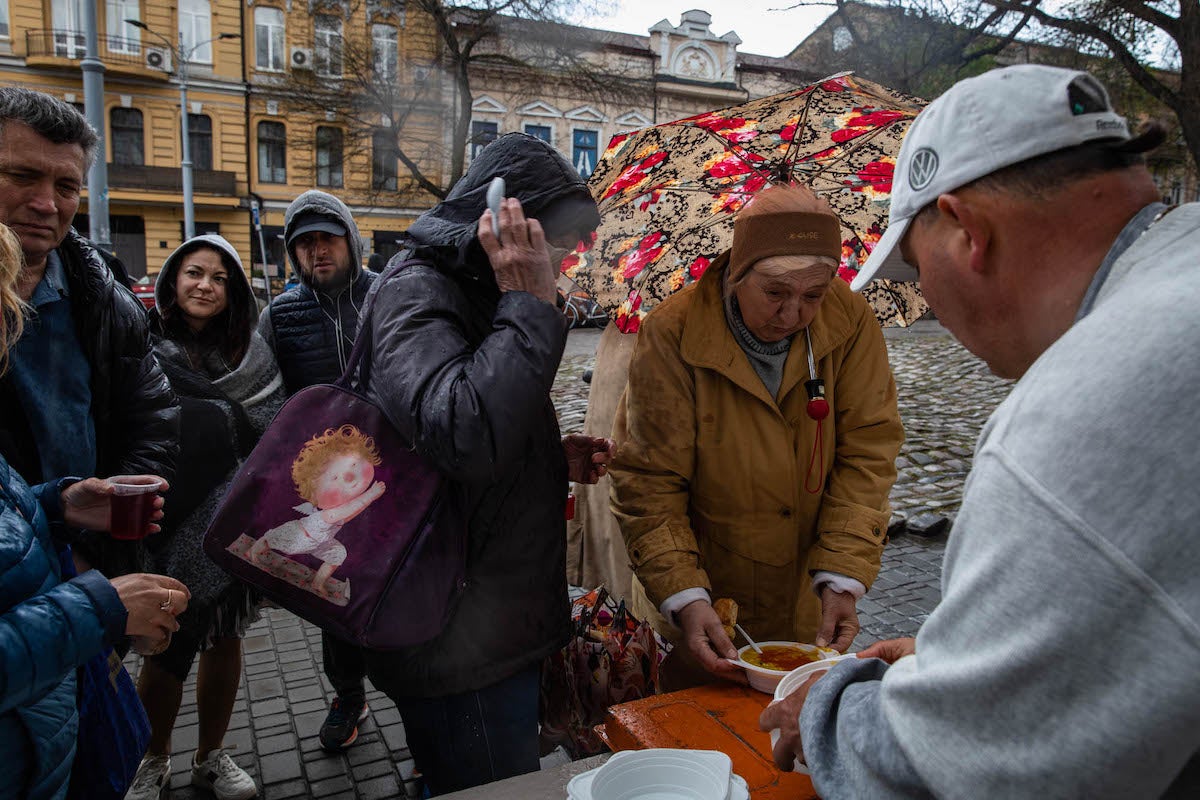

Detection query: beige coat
xmin=610 ymin=258 xmax=903 ymax=643
xmin=566 ymin=321 xmax=638 ymax=601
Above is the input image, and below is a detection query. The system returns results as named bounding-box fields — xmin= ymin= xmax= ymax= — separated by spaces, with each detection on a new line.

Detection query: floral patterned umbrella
xmin=562 ymin=73 xmax=928 ymax=332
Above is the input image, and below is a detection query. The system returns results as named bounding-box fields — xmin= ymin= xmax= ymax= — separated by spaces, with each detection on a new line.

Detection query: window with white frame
xmin=254 ymin=7 xmax=285 ymax=71
xmin=470 ymin=120 xmax=497 ymax=159
xmin=258 ymin=121 xmax=287 ymax=183
xmin=314 ymin=15 xmax=342 ymax=77
xmin=524 ymin=124 xmax=551 ymax=143
xmin=0 ymin=1 xmax=10 ymax=38
xmin=372 ymin=23 xmax=398 ymax=81
xmin=572 ymin=129 xmax=598 ymax=177
xmin=51 ymin=0 xmax=86 ymax=56
xmin=106 ymin=0 xmax=139 ymax=54
xmin=179 ymin=0 xmax=213 ymax=63
xmin=316 ymin=126 xmax=344 ymax=188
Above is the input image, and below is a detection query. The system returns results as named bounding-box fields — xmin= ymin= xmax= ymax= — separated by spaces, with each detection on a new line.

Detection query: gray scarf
xmin=724 ymin=291 xmax=792 ymax=400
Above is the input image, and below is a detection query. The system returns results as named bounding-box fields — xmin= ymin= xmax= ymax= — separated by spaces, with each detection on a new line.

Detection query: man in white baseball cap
xmin=761 ymin=64 xmax=1199 ymax=798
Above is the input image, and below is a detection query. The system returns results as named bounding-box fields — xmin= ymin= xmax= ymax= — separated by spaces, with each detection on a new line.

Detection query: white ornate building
xmin=466 ymin=10 xmax=818 ymax=181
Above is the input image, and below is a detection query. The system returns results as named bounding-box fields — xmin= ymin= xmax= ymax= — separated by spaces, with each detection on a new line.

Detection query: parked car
xmin=130 ymin=278 xmax=156 ymax=311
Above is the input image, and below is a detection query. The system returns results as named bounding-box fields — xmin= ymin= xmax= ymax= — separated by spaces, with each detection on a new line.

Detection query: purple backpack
xmin=204 ymin=261 xmax=466 ymax=649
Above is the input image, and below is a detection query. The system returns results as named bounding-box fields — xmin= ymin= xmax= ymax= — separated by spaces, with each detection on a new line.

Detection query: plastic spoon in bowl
xmin=734 ymin=623 xmax=763 ymax=654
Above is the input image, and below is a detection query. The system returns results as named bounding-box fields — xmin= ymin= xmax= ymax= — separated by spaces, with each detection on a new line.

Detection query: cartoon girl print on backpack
xmin=233 ymin=425 xmax=387 ymax=604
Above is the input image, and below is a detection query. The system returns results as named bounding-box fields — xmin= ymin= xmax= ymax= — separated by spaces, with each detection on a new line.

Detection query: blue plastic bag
xmin=58 ymin=548 xmax=150 ymax=800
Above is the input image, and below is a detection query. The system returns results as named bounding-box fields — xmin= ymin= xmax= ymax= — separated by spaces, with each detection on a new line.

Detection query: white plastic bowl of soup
xmin=767 ymin=653 xmax=859 ymax=774
xmin=735 ymin=641 xmax=839 ymax=694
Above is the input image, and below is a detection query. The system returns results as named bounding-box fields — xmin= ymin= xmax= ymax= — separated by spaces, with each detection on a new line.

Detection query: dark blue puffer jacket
xmin=0 ymin=458 xmax=127 ymax=799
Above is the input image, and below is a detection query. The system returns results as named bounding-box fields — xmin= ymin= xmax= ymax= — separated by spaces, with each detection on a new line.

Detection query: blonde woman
xmin=0 ymin=222 xmax=189 ymax=798
xmin=610 ymin=185 xmax=904 ymax=688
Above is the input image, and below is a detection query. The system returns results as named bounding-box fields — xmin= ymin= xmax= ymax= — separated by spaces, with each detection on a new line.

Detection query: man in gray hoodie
xmin=761 ymin=65 xmax=1199 ymax=798
xmin=257 ymin=190 xmax=376 ymax=751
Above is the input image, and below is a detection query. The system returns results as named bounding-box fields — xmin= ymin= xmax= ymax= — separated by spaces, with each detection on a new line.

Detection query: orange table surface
xmin=601 ymin=684 xmax=819 ymax=799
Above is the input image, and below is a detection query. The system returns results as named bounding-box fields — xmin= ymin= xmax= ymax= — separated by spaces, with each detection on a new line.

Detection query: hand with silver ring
xmin=110 ymin=574 xmax=191 ymax=640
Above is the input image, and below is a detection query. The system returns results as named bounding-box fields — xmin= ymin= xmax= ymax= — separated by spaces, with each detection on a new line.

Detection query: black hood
xmin=402 ymin=133 xmax=599 ymax=279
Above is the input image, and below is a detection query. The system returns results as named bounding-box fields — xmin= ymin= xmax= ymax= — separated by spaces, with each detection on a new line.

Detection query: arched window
xmin=179 ymin=0 xmax=213 ymax=63
xmin=254 ymin=7 xmax=285 ymax=71
xmin=111 ymin=107 xmax=144 ymax=166
xmin=257 ymin=121 xmax=287 ymax=183
xmin=316 ymin=126 xmax=343 ymax=188
xmin=372 ymin=23 xmax=397 ymax=81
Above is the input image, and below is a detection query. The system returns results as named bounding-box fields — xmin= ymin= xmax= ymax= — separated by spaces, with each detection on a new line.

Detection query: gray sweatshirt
xmin=799 ymin=203 xmax=1200 ymax=798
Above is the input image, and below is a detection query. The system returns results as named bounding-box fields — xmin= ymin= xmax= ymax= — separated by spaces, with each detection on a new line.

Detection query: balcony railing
xmin=108 ymin=163 xmax=238 ymax=196
xmin=25 ymin=29 xmax=163 ymax=70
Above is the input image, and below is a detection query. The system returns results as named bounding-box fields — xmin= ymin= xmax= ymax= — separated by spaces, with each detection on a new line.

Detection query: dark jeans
xmin=389 ymin=664 xmax=541 ymax=796
xmin=322 ymin=631 xmax=367 ymax=704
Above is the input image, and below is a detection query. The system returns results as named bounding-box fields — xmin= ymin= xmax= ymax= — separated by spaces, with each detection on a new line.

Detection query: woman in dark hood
xmin=129 ymin=234 xmax=285 ymax=800
xmin=358 ymin=134 xmax=613 ymax=796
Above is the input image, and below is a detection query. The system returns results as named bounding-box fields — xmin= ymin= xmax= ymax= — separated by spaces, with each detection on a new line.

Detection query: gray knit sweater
xmin=798 ymin=203 xmax=1200 ymax=798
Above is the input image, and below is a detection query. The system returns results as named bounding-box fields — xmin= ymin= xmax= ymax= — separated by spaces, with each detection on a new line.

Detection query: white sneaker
xmin=125 ymin=754 xmax=171 ymax=800
xmin=190 ymin=747 xmax=258 ymax=800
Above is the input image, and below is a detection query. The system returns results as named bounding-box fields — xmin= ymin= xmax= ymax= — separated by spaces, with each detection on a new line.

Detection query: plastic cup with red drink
xmin=109 ymin=477 xmax=164 ymax=540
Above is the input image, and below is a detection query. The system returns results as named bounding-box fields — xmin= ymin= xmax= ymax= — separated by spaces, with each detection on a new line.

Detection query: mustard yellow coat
xmin=610 ymin=259 xmax=903 ymax=643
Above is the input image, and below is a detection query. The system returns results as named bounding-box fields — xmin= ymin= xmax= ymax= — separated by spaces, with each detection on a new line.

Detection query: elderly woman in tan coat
xmin=610 ymin=185 xmax=903 ymax=687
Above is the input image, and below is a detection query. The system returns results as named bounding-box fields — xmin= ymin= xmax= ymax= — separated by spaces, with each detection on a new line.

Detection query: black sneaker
xmin=318 ymin=696 xmax=369 ymax=751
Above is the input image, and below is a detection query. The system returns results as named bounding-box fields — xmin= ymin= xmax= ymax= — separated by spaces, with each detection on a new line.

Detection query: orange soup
xmin=742 ymin=645 xmax=822 ymax=672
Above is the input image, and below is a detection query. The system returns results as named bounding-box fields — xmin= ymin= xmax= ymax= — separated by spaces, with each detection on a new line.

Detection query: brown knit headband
xmin=729 ymin=211 xmax=842 ymax=284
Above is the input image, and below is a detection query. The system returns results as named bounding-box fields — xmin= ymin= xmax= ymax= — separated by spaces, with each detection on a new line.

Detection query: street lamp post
xmin=126 ymin=20 xmax=239 ymax=241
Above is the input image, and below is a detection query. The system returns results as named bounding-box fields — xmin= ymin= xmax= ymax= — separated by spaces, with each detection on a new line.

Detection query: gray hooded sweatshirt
xmin=257 ymin=190 xmax=377 ymax=393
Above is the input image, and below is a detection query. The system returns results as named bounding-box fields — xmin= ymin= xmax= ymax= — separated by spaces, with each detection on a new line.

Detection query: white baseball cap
xmin=850 ymin=64 xmax=1162 ymax=291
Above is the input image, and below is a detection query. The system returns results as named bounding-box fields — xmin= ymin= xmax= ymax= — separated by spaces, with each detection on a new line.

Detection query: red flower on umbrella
xmin=615 ymin=290 xmax=643 ymax=333
xmin=779 ymin=117 xmax=800 ymax=143
xmin=796 ymin=146 xmax=837 ymax=164
xmin=714 ymin=175 xmax=768 ymax=214
xmin=602 ymin=150 xmax=668 ymax=200
xmin=821 ymin=77 xmax=850 ymax=92
xmin=618 ymin=232 xmax=666 ymax=280
xmin=688 ymin=114 xmax=759 ymax=143
xmin=603 ymin=132 xmax=631 ymax=156
xmin=689 ymin=256 xmax=710 ymax=280
xmin=846 ymin=159 xmax=895 ymax=195
xmin=638 ymin=190 xmax=662 ymax=212
xmin=706 ymin=150 xmax=766 ymax=179
xmin=831 ymin=108 xmax=910 ymax=143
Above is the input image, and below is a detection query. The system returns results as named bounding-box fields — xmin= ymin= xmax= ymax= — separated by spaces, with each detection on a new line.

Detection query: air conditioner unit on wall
xmin=144 ymin=47 xmax=171 ymax=72
xmin=290 ymin=47 xmax=313 ymax=70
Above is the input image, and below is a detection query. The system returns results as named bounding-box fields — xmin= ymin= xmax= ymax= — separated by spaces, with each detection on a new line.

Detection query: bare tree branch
xmin=984 ymin=0 xmax=1178 ymax=108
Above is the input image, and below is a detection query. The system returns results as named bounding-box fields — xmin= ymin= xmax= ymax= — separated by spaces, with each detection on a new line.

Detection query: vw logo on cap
xmin=909 ymin=148 xmax=939 ymax=192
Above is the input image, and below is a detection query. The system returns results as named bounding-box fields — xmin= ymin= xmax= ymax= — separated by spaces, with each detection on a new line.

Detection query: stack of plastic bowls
xmin=767 ymin=654 xmax=858 ymax=773
xmin=566 ymin=749 xmax=750 ymax=800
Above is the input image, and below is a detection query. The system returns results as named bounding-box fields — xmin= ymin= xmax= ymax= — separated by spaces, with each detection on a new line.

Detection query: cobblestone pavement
xmin=135 ymin=324 xmax=1011 ymax=799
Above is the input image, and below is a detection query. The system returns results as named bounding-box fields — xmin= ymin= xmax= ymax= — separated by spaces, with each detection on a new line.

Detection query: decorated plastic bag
xmin=539 ymin=587 xmax=672 ymax=757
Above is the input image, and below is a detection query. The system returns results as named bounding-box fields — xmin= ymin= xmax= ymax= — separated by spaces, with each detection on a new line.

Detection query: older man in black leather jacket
xmin=0 ymin=88 xmax=178 ymax=578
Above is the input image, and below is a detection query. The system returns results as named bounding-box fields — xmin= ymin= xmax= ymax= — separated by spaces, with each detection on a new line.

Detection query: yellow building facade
xmin=0 ymin=0 xmax=444 ymax=281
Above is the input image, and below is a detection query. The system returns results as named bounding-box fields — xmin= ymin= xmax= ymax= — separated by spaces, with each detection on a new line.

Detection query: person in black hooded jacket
xmin=360 ymin=133 xmax=614 ymax=795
